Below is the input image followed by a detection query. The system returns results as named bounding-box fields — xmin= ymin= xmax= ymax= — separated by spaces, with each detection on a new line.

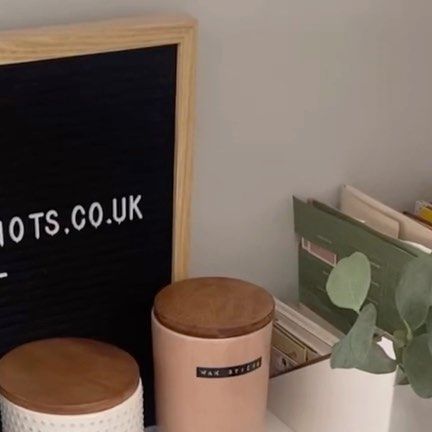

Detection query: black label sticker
xmin=196 ymin=357 xmax=262 ymax=379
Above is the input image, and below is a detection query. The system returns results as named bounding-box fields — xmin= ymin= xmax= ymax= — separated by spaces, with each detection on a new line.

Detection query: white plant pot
xmin=268 ymin=340 xmax=396 ymax=432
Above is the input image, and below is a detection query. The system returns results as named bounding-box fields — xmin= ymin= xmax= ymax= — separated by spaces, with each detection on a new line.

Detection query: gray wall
xmin=3 ymin=2 xmax=432 ymax=430
xmin=2 ymin=1 xmax=432 ymax=302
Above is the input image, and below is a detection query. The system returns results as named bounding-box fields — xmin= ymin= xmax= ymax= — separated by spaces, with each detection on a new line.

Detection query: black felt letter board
xmin=0 ymin=44 xmax=177 ymax=425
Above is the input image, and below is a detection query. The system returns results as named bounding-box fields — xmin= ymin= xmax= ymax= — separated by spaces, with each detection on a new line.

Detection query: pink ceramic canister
xmin=152 ymin=277 xmax=275 ymax=432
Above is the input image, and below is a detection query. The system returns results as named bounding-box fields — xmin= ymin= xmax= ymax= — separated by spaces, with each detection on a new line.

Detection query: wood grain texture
xmin=172 ymin=17 xmax=197 ymax=281
xmin=154 ymin=277 xmax=275 ymax=338
xmin=0 ymin=15 xmax=196 ymax=64
xmin=0 ymin=15 xmax=196 ymax=282
xmin=0 ymin=338 xmax=140 ymax=414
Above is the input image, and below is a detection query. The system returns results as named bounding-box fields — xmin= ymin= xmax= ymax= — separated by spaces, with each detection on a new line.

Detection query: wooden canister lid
xmin=154 ymin=277 xmax=275 ymax=338
xmin=0 ymin=338 xmax=140 ymax=415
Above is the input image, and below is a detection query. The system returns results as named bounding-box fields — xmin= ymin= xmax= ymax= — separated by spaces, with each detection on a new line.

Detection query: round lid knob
xmin=154 ymin=277 xmax=275 ymax=338
xmin=0 ymin=338 xmax=140 ymax=415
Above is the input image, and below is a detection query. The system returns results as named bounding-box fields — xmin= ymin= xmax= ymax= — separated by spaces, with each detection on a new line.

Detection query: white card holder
xmin=268 ymin=299 xmax=396 ymax=432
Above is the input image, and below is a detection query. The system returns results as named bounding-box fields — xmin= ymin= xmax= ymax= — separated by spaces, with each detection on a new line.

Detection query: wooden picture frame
xmin=0 ymin=14 xmax=197 ymax=281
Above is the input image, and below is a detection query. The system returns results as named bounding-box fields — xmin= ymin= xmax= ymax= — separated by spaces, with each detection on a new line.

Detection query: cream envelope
xmin=340 ymin=185 xmax=432 ymax=248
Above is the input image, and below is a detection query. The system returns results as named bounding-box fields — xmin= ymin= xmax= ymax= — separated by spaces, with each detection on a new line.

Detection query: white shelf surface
xmin=145 ymin=411 xmax=293 ymax=432
xmin=266 ymin=411 xmax=294 ymax=432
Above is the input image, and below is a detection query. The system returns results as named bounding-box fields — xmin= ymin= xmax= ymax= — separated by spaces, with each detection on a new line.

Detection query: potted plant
xmin=326 ymin=251 xmax=432 ymax=397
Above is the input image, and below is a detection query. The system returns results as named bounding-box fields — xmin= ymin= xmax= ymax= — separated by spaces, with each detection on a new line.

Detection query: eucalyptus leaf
xmin=357 ymin=342 xmax=396 ymax=374
xmin=403 ymin=334 xmax=432 ymax=398
xmin=395 ymin=257 xmax=432 ymax=331
xmin=426 ymin=309 xmax=432 ymax=355
xmin=393 ymin=343 xmax=403 ymax=365
xmin=331 ymin=303 xmax=376 ymax=369
xmin=396 ymin=367 xmax=409 ymax=386
xmin=393 ymin=329 xmax=408 ymax=349
xmin=402 ymin=319 xmax=414 ymax=343
xmin=326 ymin=252 xmax=371 ymax=313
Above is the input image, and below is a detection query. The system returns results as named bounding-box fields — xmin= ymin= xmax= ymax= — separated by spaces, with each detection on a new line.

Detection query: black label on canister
xmin=196 ymin=357 xmax=262 ymax=378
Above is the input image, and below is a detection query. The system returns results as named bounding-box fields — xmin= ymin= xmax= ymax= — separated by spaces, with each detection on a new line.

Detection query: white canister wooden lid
xmin=0 ymin=338 xmax=140 ymax=415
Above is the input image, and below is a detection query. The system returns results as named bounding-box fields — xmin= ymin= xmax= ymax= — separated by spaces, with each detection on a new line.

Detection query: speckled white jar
xmin=0 ymin=380 xmax=144 ymax=432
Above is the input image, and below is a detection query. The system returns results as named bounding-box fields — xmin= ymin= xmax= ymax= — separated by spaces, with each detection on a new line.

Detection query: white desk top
xmin=266 ymin=411 xmax=294 ymax=432
xmin=145 ymin=411 xmax=293 ymax=432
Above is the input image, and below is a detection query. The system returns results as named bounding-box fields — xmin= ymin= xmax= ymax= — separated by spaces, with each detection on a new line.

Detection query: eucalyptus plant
xmin=326 ymin=252 xmax=432 ymax=397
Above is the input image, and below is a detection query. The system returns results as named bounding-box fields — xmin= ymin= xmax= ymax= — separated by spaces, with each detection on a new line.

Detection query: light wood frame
xmin=0 ymin=15 xmax=197 ymax=281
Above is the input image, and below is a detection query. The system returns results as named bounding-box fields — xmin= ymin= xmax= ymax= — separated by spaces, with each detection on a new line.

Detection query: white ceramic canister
xmin=0 ymin=338 xmax=144 ymax=432
xmin=0 ymin=380 xmax=143 ymax=432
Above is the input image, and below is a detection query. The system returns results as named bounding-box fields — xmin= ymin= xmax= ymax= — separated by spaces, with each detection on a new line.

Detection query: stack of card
xmin=408 ymin=200 xmax=432 ymax=227
xmin=340 ymin=185 xmax=432 ymax=249
xmin=270 ymin=299 xmax=341 ymax=377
